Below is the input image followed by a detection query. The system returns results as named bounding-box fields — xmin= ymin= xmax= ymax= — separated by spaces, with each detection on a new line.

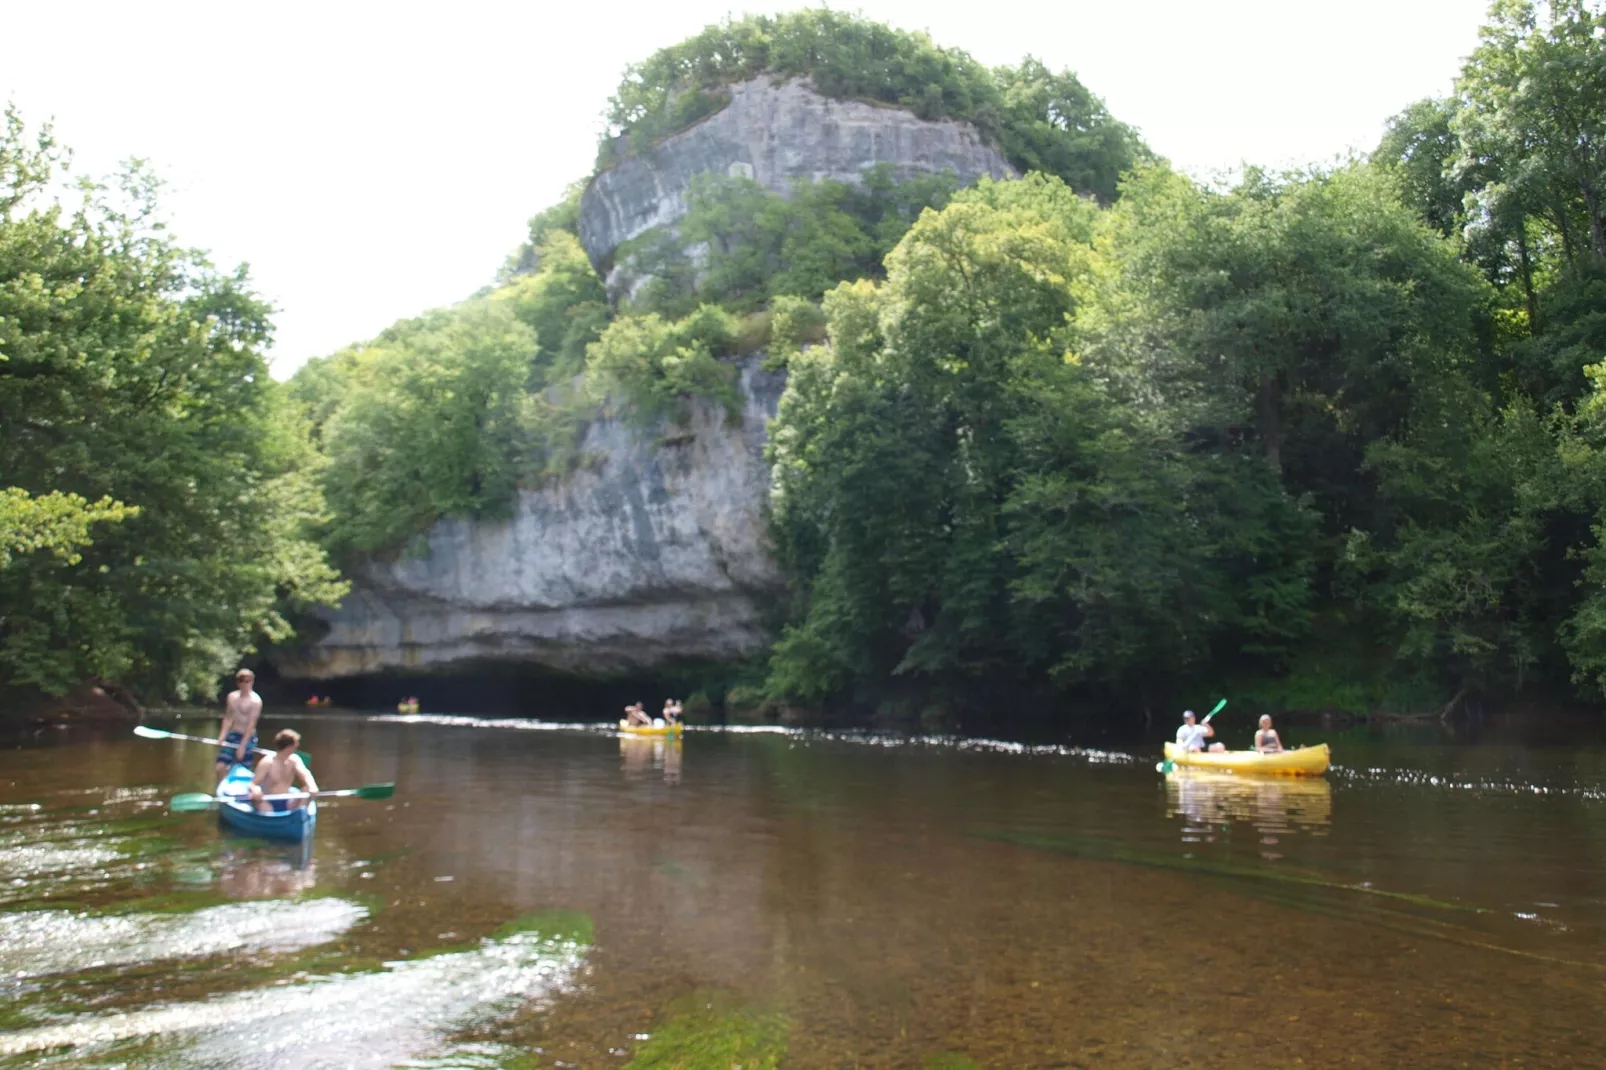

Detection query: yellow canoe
xmin=1162 ymin=742 xmax=1330 ymax=776
xmin=618 ymin=721 xmax=684 ymax=737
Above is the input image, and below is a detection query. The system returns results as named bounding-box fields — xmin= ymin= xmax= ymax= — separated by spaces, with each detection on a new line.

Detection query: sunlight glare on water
xmin=0 ymin=897 xmax=368 ymax=982
xmin=0 ymin=928 xmax=588 ymax=1068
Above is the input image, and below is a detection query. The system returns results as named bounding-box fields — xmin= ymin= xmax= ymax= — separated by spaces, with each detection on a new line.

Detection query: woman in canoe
xmin=1254 ymin=715 xmax=1284 ymax=754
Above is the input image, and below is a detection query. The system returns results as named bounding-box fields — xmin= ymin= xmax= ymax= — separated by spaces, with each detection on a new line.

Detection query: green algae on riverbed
xmin=923 ymin=1054 xmax=984 ymax=1070
xmin=626 ymin=990 xmax=789 ymax=1069
xmin=973 ymin=828 xmax=1487 ymax=913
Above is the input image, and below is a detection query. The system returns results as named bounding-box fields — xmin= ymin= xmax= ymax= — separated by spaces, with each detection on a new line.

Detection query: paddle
xmin=169 ymin=782 xmax=395 ymax=813
xmin=133 ymin=725 xmax=311 ymax=765
xmin=1158 ymin=698 xmax=1227 ymax=773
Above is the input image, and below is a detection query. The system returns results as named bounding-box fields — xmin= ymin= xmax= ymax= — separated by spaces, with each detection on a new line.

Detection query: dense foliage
xmin=0 ymin=110 xmax=345 ymax=699
xmin=759 ymin=0 xmax=1606 ymax=716
xmin=598 ymin=10 xmax=1145 ymax=201
xmin=288 ymin=3 xmax=1606 ymax=720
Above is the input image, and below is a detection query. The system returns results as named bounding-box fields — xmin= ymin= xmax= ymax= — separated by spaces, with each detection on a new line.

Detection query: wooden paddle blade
xmin=352 ymin=783 xmax=395 ymax=800
xmin=170 ymin=793 xmax=219 ymax=812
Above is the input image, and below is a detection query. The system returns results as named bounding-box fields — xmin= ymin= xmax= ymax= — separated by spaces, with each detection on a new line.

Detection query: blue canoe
xmin=215 ymin=763 xmax=317 ymax=842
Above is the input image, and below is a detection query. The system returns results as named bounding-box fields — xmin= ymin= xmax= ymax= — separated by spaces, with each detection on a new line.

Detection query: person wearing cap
xmin=1175 ymin=709 xmax=1224 ymax=753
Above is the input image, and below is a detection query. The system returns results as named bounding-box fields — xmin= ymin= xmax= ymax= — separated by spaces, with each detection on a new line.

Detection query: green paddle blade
xmin=133 ymin=725 xmax=171 ymax=740
xmin=352 ymin=783 xmax=395 ymax=800
xmin=170 ymin=792 xmax=219 ymax=813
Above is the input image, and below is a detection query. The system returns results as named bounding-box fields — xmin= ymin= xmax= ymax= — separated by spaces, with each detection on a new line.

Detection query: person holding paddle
xmin=216 ymin=669 xmax=263 ymax=774
xmin=249 ymin=729 xmax=318 ymax=813
xmin=1176 ymin=709 xmax=1226 ymax=753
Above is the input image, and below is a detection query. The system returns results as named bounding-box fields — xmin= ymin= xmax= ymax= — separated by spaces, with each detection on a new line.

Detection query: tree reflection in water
xmin=1165 ymin=771 xmax=1331 ymax=859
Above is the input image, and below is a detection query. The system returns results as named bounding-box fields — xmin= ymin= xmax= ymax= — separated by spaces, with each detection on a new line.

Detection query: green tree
xmin=0 ymin=109 xmax=344 ymax=698
xmin=584 ymin=304 xmax=741 ymax=425
xmin=1456 ymin=0 xmax=1606 ymax=269
xmin=766 ymin=175 xmax=1312 ymax=707
xmin=318 ymin=302 xmax=541 ymax=557
xmin=0 ymin=489 xmax=133 ymax=569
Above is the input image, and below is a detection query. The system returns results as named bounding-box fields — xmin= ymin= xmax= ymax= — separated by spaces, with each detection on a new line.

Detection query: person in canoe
xmin=624 ymin=702 xmax=651 ymax=727
xmin=249 ymin=729 xmax=319 ymax=812
xmin=1254 ymin=715 xmax=1284 ymax=754
xmin=662 ymin=699 xmax=682 ymax=726
xmin=1176 ymin=709 xmax=1226 ymax=753
xmin=216 ymin=669 xmax=263 ymax=775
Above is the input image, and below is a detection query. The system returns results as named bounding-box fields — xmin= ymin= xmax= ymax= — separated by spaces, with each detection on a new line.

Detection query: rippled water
xmin=2 ymin=712 xmax=1604 ymax=1067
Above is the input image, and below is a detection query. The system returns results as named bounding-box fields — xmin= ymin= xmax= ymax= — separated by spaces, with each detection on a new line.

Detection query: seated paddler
xmin=1175 ymin=709 xmax=1226 ymax=753
xmin=1254 ymin=714 xmax=1284 ymax=753
xmin=249 ymin=729 xmax=318 ymax=813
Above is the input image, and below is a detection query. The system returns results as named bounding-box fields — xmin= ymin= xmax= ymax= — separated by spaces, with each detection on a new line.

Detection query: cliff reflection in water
xmin=1165 ymin=771 xmax=1331 ymax=859
xmin=620 ymin=735 xmax=682 ymax=784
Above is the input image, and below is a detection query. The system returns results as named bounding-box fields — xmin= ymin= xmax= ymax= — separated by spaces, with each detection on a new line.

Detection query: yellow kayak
xmin=1163 ymin=742 xmax=1330 ymax=776
xmin=618 ymin=720 xmax=684 ymax=737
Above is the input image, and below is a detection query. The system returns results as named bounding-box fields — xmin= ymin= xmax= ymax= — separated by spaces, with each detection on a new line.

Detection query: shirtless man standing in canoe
xmin=249 ymin=729 xmax=319 ymax=813
xmin=216 ymin=669 xmax=263 ymax=775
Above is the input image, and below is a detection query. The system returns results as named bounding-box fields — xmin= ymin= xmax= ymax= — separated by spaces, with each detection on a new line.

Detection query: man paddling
xmin=1175 ymin=710 xmax=1225 ymax=753
xmin=249 ymin=729 xmax=318 ymax=813
xmin=216 ymin=669 xmax=263 ymax=774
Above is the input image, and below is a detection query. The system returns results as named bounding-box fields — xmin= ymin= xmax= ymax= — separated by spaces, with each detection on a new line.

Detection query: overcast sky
xmin=4 ymin=0 xmax=1492 ymax=376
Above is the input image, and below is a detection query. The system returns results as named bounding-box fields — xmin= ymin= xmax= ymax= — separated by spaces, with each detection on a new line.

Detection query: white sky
xmin=3 ymin=0 xmax=1492 ymax=376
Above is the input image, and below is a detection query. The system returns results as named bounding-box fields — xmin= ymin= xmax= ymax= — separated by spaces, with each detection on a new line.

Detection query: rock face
xmin=578 ymin=76 xmax=1016 ymax=268
xmin=276 ymin=360 xmax=787 ymax=680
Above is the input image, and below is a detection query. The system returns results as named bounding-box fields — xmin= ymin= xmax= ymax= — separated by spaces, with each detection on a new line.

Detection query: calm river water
xmin=2 ymin=710 xmax=1604 ymax=1068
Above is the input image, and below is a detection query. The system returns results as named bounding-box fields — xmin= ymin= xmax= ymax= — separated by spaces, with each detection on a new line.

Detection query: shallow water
xmin=2 ymin=712 xmax=1604 ymax=1067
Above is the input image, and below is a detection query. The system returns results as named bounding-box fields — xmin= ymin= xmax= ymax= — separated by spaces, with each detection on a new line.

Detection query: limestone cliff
xmin=280 ymin=81 xmax=1018 ymax=682
xmin=277 ymin=360 xmax=786 ymax=679
xmin=579 ymin=76 xmax=1016 ymax=268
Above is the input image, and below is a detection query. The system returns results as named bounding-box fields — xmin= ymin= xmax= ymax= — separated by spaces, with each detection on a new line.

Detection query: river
xmin=2 ymin=710 xmax=1603 ymax=1068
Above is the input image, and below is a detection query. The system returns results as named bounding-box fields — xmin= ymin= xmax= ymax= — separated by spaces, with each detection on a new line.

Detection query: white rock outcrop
xmin=277 ymin=361 xmax=786 ymax=679
xmin=579 ymin=76 xmax=1016 ymax=267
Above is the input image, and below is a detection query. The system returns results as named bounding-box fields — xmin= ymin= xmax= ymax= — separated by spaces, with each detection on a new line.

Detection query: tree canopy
xmin=0 ymin=108 xmax=345 ymax=699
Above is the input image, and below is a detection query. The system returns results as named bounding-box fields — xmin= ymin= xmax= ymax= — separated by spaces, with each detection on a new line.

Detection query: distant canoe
xmin=1162 ymin=742 xmax=1330 ymax=776
xmin=618 ymin=720 xmax=684 ymax=738
xmin=215 ymin=763 xmax=316 ymax=842
xmin=397 ymin=701 xmax=419 ymax=714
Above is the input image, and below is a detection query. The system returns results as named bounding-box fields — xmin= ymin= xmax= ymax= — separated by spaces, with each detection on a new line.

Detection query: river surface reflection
xmin=1 ymin=711 xmax=1604 ymax=1067
xmin=1166 ymin=770 xmax=1331 ymax=858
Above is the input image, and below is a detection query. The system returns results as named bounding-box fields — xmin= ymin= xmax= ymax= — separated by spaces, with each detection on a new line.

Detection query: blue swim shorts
xmin=218 ymin=730 xmax=258 ymax=767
